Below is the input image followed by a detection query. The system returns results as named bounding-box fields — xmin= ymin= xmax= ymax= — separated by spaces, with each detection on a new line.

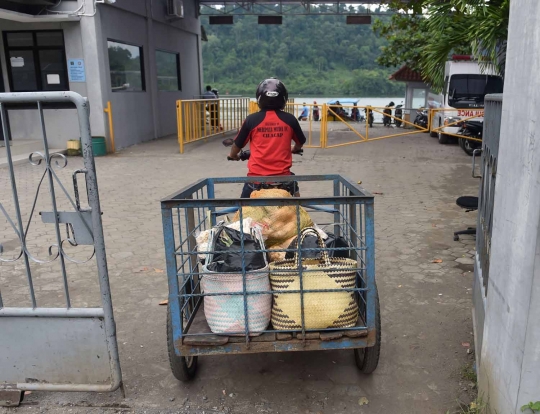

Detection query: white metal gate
xmin=0 ymin=92 xmax=122 ymax=406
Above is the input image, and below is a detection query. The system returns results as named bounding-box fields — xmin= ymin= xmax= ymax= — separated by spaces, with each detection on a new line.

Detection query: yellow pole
xmin=203 ymin=100 xmax=207 ymax=138
xmin=321 ymin=104 xmax=326 ymax=148
xmin=186 ymin=102 xmax=191 ymax=144
xmin=177 ymin=101 xmax=184 ymax=154
xmin=365 ymin=106 xmax=370 ymax=141
xmin=320 ymin=104 xmax=324 ymax=148
xmin=103 ymin=101 xmax=115 ymax=154
xmin=196 ymin=101 xmax=200 ymax=139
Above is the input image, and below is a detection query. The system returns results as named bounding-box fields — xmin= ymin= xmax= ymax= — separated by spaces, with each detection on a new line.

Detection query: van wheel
xmin=438 ymin=131 xmax=450 ymax=144
xmin=438 ymin=120 xmax=449 ymax=144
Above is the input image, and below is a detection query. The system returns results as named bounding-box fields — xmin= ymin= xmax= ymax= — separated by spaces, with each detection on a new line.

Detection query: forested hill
xmin=201 ymin=11 xmax=404 ymax=97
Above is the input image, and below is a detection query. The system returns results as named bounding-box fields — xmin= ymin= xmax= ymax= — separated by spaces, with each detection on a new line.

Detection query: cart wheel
xmin=167 ymin=305 xmax=198 ymax=381
xmin=354 ymin=288 xmax=381 ymax=374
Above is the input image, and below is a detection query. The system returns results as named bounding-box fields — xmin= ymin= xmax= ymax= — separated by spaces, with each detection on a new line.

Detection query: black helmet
xmin=256 ymin=78 xmax=288 ymax=110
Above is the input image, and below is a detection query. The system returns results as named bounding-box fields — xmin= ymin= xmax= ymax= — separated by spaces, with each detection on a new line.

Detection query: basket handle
xmin=205 ymin=222 xmax=269 ymax=268
xmin=294 ymin=227 xmax=331 ymax=267
xmin=205 ymin=224 xmax=225 ymax=265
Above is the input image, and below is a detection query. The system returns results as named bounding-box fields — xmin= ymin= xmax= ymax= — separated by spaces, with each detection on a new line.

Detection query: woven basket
xmin=202 ymin=227 xmax=271 ymax=336
xmin=269 ymin=227 xmax=359 ymax=330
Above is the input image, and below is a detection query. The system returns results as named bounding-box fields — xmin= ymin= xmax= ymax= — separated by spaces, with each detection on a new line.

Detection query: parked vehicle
xmin=457 ymin=120 xmax=483 ymax=156
xmin=430 ymin=55 xmax=503 ymax=144
xmin=364 ymin=107 xmax=374 ymax=127
xmin=382 ymin=101 xmax=395 ymax=127
xmin=327 ymin=99 xmax=359 ymax=122
xmin=413 ymin=108 xmax=429 ymax=130
xmin=394 ymin=104 xmax=403 ymax=127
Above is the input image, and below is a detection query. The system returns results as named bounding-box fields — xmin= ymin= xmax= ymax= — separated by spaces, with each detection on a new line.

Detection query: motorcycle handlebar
xmin=227 ymin=148 xmax=303 ymax=161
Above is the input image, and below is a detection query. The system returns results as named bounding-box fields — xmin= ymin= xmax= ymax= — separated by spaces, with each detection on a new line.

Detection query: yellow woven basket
xmin=269 ymin=227 xmax=359 ymax=330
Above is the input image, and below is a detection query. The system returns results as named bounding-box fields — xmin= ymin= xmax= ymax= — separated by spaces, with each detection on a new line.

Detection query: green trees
xmin=201 ymin=10 xmax=405 ymax=97
xmin=374 ymin=0 xmax=509 ymax=92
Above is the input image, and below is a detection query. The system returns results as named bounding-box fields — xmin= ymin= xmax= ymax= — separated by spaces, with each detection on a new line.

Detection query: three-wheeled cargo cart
xmin=160 ymin=175 xmax=380 ymax=381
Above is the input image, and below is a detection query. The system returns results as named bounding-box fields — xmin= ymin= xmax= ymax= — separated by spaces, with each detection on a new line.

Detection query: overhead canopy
xmin=0 ymin=8 xmax=79 ymax=22
xmin=198 ymin=0 xmax=390 ymax=15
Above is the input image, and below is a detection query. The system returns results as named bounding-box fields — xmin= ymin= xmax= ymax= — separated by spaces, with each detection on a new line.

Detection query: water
xmin=246 ymin=96 xmax=406 ymax=122
xmin=293 ymin=97 xmax=404 ymax=123
xmin=293 ymin=97 xmax=404 ymax=107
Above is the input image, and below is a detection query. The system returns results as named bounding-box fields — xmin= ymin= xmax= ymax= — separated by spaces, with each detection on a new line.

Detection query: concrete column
xmin=79 ymin=11 xmax=108 ymax=138
xmin=145 ymin=0 xmax=159 ymax=139
xmin=478 ymin=1 xmax=540 ymax=412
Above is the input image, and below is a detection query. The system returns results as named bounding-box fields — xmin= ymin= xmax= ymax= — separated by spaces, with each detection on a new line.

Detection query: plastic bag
xmin=284 ymin=232 xmax=351 ymax=259
xmin=206 ymin=225 xmax=266 ymax=273
xmin=196 ymin=218 xmax=260 ymax=262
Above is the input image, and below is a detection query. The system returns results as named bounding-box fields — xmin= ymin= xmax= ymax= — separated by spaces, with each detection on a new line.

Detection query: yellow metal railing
xmin=249 ymin=101 xmax=258 ymax=114
xmin=103 ymin=101 xmax=116 ymax=153
xmin=245 ymin=101 xmax=323 ymax=148
xmin=176 ymin=100 xmax=459 ymax=153
xmin=321 ymin=105 xmax=431 ymax=149
xmin=430 ymin=108 xmax=484 ymax=142
xmin=176 ymin=97 xmax=251 ymax=153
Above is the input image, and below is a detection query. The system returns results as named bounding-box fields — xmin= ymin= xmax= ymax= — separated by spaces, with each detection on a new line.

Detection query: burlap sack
xmin=233 ymin=188 xmax=313 ymax=246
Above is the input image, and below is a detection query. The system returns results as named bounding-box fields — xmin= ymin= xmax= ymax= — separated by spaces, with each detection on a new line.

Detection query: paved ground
xmin=1 ymin=127 xmax=479 ymax=413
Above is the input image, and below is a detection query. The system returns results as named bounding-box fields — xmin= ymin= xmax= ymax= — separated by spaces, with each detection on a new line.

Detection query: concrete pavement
xmin=1 ymin=130 xmax=479 ymax=413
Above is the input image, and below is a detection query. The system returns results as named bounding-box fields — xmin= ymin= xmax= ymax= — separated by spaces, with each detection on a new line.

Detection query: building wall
xmin=153 ymin=22 xmax=199 ymax=138
xmin=99 ymin=0 xmax=202 ymax=149
xmin=99 ymin=7 xmax=155 ymax=150
xmin=0 ymin=19 xmax=100 ymax=149
xmin=478 ymin=1 xmax=540 ymax=412
xmin=0 ymin=0 xmax=202 ymax=150
xmin=403 ymin=82 xmax=426 ymax=126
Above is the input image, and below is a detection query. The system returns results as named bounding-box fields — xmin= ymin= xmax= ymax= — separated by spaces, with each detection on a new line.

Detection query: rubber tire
xmin=438 ymin=130 xmax=450 ymax=145
xmin=430 ymin=128 xmax=438 ymax=138
xmin=167 ymin=305 xmax=198 ymax=382
xmin=354 ymin=286 xmax=381 ymax=374
xmin=461 ymin=139 xmax=477 ymax=156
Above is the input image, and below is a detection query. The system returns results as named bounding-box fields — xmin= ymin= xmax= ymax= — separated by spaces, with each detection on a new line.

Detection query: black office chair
xmin=454 ymin=196 xmax=478 ymax=241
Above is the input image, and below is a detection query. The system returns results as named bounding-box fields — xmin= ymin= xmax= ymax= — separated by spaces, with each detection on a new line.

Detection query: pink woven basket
xmin=201 ymin=227 xmax=271 ymax=336
xmin=201 ymin=268 xmax=271 ymax=336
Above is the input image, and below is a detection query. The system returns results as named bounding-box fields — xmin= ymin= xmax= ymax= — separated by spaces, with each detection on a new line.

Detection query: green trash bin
xmin=91 ymin=136 xmax=107 ymax=157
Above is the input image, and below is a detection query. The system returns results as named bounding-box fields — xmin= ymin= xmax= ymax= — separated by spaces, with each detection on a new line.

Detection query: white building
xmin=0 ymin=0 xmax=203 ymax=150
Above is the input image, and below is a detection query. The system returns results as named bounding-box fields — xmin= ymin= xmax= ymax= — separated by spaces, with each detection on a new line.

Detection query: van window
xmin=449 ymin=74 xmax=503 ymax=106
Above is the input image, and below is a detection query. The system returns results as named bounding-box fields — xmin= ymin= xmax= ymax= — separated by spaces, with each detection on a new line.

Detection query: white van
xmin=431 ymin=55 xmax=504 ymax=144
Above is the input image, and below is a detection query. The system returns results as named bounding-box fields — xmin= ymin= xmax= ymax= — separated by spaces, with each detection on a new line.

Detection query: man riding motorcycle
xmin=228 ymin=78 xmax=306 ymax=198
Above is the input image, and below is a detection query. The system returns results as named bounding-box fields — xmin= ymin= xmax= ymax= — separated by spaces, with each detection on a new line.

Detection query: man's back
xmin=234 ymin=110 xmax=306 ymax=176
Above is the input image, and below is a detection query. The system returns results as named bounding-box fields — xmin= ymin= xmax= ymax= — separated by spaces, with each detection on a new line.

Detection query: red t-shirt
xmin=234 ymin=110 xmax=307 ymax=176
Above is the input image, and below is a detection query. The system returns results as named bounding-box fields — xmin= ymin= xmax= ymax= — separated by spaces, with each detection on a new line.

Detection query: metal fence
xmin=176 ymin=100 xmax=446 ymax=154
xmin=0 ymin=92 xmax=122 ymax=405
xmin=471 ymin=94 xmax=502 ymax=366
xmin=431 ymin=107 xmax=485 ymax=142
xmin=176 ymin=97 xmax=250 ymax=153
xmin=477 ymin=94 xmax=503 ymax=293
